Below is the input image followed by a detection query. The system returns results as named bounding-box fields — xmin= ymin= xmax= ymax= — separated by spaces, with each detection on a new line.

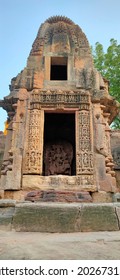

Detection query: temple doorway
xmin=43 ymin=112 xmax=76 ymax=175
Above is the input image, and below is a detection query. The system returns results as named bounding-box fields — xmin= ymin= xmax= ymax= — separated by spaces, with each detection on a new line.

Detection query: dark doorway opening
xmin=50 ymin=57 xmax=67 ymax=80
xmin=43 ymin=113 xmax=76 ymax=175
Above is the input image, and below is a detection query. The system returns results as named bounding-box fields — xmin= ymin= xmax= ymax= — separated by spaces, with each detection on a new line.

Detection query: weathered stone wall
xmin=0 ymin=132 xmax=5 ymax=177
xmin=110 ymin=130 xmax=120 ymax=191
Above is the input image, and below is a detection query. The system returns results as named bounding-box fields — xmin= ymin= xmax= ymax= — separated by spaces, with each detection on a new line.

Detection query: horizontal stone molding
xmin=22 ymin=175 xmax=97 ymax=192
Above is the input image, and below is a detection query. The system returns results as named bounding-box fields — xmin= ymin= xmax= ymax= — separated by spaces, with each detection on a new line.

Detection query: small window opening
xmin=50 ymin=57 xmax=67 ymax=80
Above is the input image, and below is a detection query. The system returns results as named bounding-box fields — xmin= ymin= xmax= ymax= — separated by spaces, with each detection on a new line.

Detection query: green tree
xmin=92 ymin=39 xmax=120 ymax=128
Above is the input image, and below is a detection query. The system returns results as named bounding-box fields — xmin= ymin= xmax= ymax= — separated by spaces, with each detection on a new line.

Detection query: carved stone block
xmin=44 ymin=140 xmax=73 ymax=175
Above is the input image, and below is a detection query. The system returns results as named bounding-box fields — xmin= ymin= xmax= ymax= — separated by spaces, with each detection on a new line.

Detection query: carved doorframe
xmin=23 ymin=89 xmax=94 ymax=182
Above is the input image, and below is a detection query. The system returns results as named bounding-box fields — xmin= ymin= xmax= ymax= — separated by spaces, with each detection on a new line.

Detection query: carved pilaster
xmin=76 ymin=106 xmax=94 ymax=177
xmin=23 ymin=104 xmax=44 ymax=174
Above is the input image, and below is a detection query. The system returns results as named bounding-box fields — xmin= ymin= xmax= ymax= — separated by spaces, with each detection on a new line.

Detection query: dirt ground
xmin=0 ymin=230 xmax=120 ymax=260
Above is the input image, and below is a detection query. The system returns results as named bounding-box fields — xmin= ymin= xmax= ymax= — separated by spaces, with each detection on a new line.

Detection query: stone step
xmin=0 ymin=200 xmax=120 ymax=232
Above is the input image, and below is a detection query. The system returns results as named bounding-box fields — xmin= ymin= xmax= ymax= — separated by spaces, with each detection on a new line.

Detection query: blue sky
xmin=0 ymin=0 xmax=120 ymax=131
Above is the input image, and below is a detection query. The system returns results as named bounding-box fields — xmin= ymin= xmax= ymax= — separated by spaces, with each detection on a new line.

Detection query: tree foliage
xmin=92 ymin=39 xmax=120 ymax=128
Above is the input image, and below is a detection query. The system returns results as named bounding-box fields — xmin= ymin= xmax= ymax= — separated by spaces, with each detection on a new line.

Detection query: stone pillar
xmin=23 ymin=103 xmax=44 ymax=175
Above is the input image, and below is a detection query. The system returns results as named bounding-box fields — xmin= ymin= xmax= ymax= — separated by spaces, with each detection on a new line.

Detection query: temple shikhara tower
xmin=0 ymin=16 xmax=119 ymax=202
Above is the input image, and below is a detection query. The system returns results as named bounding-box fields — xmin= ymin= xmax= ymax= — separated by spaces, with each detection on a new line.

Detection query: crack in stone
xmin=75 ymin=207 xmax=81 ymax=231
xmin=115 ymin=207 xmax=120 ymax=230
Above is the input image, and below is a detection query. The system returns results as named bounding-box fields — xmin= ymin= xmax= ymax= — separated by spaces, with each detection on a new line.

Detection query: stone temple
xmin=0 ymin=16 xmax=119 ymax=203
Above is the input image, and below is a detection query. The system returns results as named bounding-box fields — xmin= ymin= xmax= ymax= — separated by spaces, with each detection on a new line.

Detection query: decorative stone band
xmin=30 ymin=90 xmax=90 ymax=108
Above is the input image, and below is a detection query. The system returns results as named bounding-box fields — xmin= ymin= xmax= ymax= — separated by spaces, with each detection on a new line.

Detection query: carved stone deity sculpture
xmin=44 ymin=141 xmax=73 ymax=175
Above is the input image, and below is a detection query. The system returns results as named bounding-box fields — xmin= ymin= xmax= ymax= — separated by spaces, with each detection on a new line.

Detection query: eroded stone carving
xmin=76 ymin=152 xmax=93 ymax=174
xmin=25 ymin=189 xmax=92 ymax=202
